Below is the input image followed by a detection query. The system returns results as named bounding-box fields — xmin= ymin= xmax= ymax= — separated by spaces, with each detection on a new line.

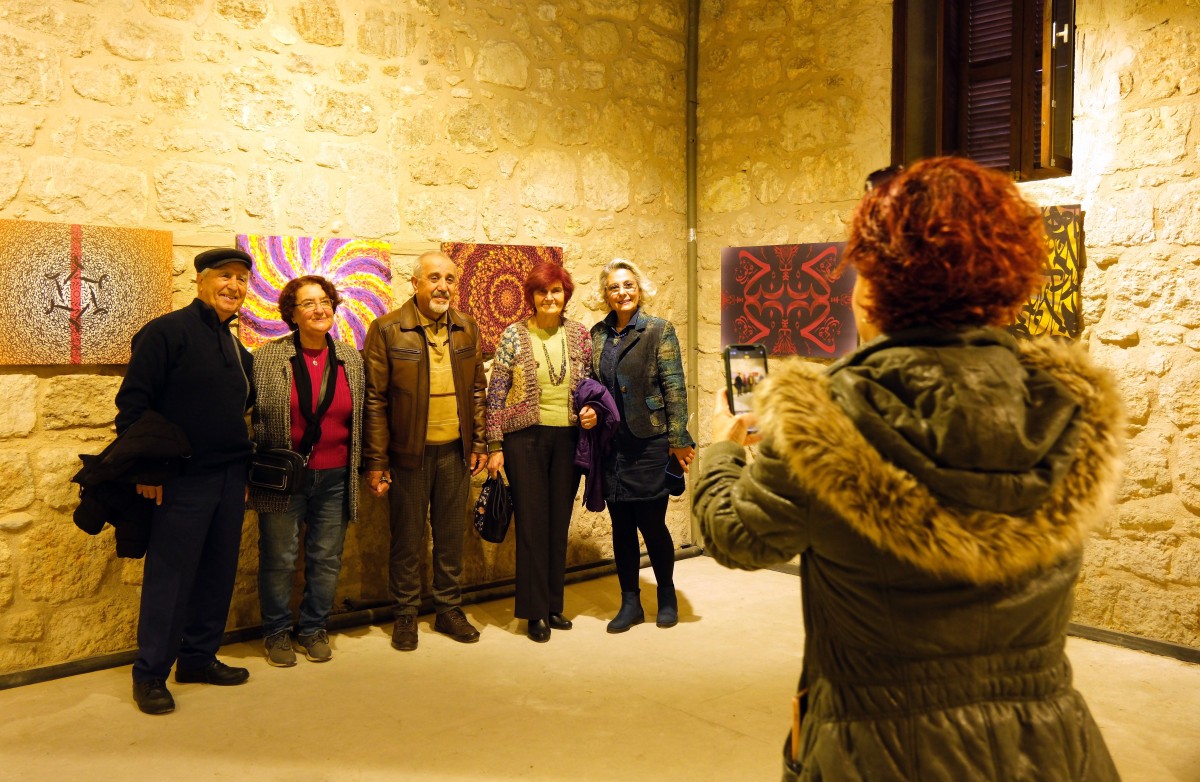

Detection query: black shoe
xmin=527 ymin=619 xmax=551 ymax=642
xmin=547 ymin=613 xmax=573 ymax=630
xmin=174 ymin=660 xmax=249 ymax=686
xmin=656 ymin=583 xmax=679 ymax=628
xmin=132 ymin=679 xmax=175 ymax=715
xmin=607 ymin=590 xmax=645 ymax=634
xmin=434 ymin=607 xmax=481 ymax=643
xmin=391 ymin=615 xmax=418 ymax=651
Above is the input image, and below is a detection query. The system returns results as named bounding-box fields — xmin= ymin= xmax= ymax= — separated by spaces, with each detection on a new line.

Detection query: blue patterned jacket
xmin=590 ymin=309 xmax=694 ymax=448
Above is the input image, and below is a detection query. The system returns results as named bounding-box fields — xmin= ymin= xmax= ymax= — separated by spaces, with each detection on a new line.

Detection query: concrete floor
xmin=2 ymin=556 xmax=1197 ymax=781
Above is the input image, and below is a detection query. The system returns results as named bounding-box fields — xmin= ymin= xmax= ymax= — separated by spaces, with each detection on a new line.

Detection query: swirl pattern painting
xmin=720 ymin=243 xmax=857 ymax=358
xmin=442 ymin=242 xmax=563 ymax=354
xmin=237 ymin=234 xmax=392 ymax=350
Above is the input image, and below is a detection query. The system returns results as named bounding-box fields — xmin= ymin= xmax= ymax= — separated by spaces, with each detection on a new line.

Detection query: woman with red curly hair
xmin=696 ymin=157 xmax=1123 ymax=781
xmin=485 ymin=262 xmax=593 ymax=642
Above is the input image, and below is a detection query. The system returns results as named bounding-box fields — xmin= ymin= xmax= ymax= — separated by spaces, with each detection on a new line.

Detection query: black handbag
xmin=473 ymin=475 xmax=513 ymax=543
xmin=248 ymin=334 xmax=339 ymax=495
xmin=248 ymin=447 xmax=308 ymax=493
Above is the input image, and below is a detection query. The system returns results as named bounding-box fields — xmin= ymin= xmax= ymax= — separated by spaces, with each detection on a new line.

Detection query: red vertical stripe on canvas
xmin=70 ymin=224 xmax=82 ymax=364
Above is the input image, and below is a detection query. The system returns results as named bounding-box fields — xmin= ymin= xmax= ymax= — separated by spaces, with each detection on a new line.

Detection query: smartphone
xmin=665 ymin=453 xmax=685 ymax=479
xmin=724 ymin=343 xmax=768 ymax=417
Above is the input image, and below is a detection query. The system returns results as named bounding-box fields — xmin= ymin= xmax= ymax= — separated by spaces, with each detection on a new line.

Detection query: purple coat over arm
xmin=574 ymin=378 xmax=620 ymax=512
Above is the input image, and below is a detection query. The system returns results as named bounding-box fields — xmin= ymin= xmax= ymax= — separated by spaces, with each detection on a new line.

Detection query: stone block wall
xmin=695 ymin=0 xmax=1200 ymax=650
xmin=1016 ymin=0 xmax=1200 ymax=648
xmin=0 ymin=0 xmax=689 ymax=674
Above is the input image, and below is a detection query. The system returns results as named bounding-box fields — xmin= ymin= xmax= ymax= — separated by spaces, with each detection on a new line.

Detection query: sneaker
xmin=433 ymin=607 xmax=480 ymax=643
xmin=296 ymin=629 xmax=332 ymax=662
xmin=264 ymin=630 xmax=297 ymax=667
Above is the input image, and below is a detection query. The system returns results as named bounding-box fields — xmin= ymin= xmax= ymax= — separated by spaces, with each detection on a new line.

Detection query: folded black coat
xmin=71 ymin=410 xmax=192 ymax=559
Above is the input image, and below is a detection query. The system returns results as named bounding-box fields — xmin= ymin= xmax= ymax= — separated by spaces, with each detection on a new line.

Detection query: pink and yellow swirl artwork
xmin=236 ymin=234 xmax=392 ymax=350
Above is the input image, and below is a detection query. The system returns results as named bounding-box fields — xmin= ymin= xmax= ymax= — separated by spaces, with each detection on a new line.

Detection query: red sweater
xmin=290 ymin=347 xmax=353 ymax=469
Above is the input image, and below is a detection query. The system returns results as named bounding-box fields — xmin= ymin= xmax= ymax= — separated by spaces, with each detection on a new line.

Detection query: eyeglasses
xmin=606 ymin=281 xmax=638 ymax=294
xmin=296 ymin=298 xmax=333 ymax=312
xmin=864 ymin=165 xmax=904 ymax=193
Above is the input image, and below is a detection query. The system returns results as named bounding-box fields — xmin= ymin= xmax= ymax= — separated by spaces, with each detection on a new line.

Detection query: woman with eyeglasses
xmin=485 ymin=262 xmax=593 ymax=642
xmin=695 ymin=157 xmax=1122 ymax=780
xmin=250 ymin=275 xmax=365 ymax=667
xmin=578 ymin=258 xmax=695 ymax=633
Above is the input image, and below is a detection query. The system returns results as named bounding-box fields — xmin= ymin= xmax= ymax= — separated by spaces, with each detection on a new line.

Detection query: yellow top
xmin=418 ymin=308 xmax=460 ymax=445
xmin=529 ymin=323 xmax=570 ymax=427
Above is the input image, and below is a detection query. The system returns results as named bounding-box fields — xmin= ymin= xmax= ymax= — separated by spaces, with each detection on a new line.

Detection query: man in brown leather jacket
xmin=363 ymin=250 xmax=488 ymax=651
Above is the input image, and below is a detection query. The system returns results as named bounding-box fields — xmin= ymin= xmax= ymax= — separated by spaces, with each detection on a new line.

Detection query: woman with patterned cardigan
xmin=250 ymin=275 xmax=365 ymax=668
xmin=485 ymin=262 xmax=593 ymax=642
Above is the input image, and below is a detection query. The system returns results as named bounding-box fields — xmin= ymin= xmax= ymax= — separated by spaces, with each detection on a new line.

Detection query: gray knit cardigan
xmin=248 ymin=334 xmax=365 ymax=520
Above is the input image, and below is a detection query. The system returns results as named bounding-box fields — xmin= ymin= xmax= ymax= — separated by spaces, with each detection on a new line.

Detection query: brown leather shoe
xmin=433 ymin=607 xmax=480 ymax=643
xmin=391 ymin=615 xmax=418 ymax=651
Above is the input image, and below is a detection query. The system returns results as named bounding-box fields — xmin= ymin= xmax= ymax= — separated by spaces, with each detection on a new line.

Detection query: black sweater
xmin=115 ymin=298 xmax=255 ymax=471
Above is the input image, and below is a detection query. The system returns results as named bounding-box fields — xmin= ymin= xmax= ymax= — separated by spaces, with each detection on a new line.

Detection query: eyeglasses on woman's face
xmin=606 ymin=281 xmax=638 ymax=295
xmin=296 ymin=297 xmax=333 ymax=312
xmin=864 ymin=164 xmax=904 ymax=193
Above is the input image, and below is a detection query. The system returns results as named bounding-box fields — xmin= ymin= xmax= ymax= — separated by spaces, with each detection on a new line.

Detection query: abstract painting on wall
xmin=442 ymin=242 xmax=564 ymax=354
xmin=0 ymin=219 xmax=172 ymax=365
xmin=721 ymin=243 xmax=857 ymax=358
xmin=237 ymin=234 xmax=392 ymax=350
xmin=1009 ymin=205 xmax=1084 ymax=340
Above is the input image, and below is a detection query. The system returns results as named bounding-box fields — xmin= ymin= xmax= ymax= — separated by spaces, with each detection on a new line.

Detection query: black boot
xmin=607 ymin=590 xmax=645 ymax=634
xmin=656 ymin=583 xmax=678 ymax=628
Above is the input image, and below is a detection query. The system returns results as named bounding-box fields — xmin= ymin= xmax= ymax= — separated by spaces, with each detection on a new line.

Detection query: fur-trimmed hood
xmin=754 ymin=330 xmax=1124 ymax=585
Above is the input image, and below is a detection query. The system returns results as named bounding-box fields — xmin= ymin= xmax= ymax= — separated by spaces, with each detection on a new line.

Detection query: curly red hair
xmin=846 ymin=156 xmax=1047 ymax=333
xmin=523 ymin=262 xmax=574 ymax=313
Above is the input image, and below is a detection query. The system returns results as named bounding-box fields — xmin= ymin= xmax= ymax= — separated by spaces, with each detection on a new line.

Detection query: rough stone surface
xmin=517 ymin=150 xmax=579 ymax=211
xmin=3 ymin=1 xmax=97 ymax=57
xmin=47 ymin=597 xmax=138 ymax=660
xmin=581 ymin=151 xmax=630 ymax=211
xmin=0 ymin=116 xmax=38 ymax=148
xmin=18 ymin=521 xmax=111 ymax=604
xmin=0 ymin=376 xmax=37 ymax=438
xmin=149 ymin=73 xmax=205 ymax=110
xmin=145 ymin=0 xmax=205 ymax=20
xmin=359 ymin=8 xmax=415 ymax=59
xmin=345 ymin=183 xmax=401 ymax=237
xmin=221 ymin=70 xmax=298 ymax=130
xmin=2 ymin=610 xmax=44 ymax=642
xmin=404 ymin=190 xmax=478 ymax=241
xmin=34 ymin=448 xmax=89 ymax=511
xmin=0 ymin=539 xmax=12 ymax=608
xmin=293 ymin=0 xmax=345 ymax=46
xmin=216 ymin=0 xmax=270 ymax=28
xmin=70 ymin=65 xmax=138 ymax=107
xmin=102 ymin=21 xmax=183 ymax=62
xmin=155 ymin=161 xmax=237 ymax=225
xmin=26 ymin=156 xmax=147 ymax=223
xmin=283 ymin=176 xmax=333 ymax=231
xmin=475 ymin=41 xmax=530 ymax=88
xmin=304 ymin=87 xmax=378 ymax=136
xmin=42 ymin=377 xmax=120 ymax=431
xmin=446 ymin=106 xmax=497 ymax=153
xmin=81 ymin=120 xmax=138 ymax=157
xmin=0 ymin=33 xmax=62 ymax=105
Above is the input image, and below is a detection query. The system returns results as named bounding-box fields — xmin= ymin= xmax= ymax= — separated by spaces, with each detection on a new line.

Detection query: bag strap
xmin=290 ymin=331 xmax=340 ymax=461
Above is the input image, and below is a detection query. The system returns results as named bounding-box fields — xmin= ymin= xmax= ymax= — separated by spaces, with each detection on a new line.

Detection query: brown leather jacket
xmin=362 ymin=297 xmax=487 ymax=471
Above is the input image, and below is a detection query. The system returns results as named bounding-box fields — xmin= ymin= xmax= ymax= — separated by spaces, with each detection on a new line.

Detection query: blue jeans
xmin=257 ymin=467 xmax=349 ymax=637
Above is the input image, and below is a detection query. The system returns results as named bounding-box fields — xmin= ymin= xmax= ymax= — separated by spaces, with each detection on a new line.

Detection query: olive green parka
xmin=695 ymin=328 xmax=1124 ymax=782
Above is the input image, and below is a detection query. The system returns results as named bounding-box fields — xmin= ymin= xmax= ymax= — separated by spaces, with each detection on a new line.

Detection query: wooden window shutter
xmin=963 ymin=0 xmax=1018 ymax=171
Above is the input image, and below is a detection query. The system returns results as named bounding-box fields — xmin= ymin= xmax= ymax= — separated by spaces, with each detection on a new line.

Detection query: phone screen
xmin=724 ymin=344 xmax=768 ymax=416
xmin=665 ymin=453 xmax=685 ymax=479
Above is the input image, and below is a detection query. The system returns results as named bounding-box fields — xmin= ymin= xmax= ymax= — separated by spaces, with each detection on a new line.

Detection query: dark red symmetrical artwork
xmin=720 ymin=243 xmax=857 ymax=357
xmin=443 ymin=242 xmax=564 ymax=354
xmin=0 ymin=219 xmax=173 ymax=365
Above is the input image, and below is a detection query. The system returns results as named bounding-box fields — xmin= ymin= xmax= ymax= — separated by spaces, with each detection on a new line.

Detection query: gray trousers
xmin=387 ymin=441 xmax=470 ymax=617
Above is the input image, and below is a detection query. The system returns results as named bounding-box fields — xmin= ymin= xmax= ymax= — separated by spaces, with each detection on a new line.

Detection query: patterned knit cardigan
xmin=248 ymin=334 xmax=365 ymax=520
xmin=485 ymin=318 xmax=593 ymax=446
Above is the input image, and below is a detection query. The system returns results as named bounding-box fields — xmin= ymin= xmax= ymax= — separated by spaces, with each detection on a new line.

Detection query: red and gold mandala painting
xmin=720 ymin=243 xmax=857 ymax=358
xmin=442 ymin=242 xmax=564 ymax=354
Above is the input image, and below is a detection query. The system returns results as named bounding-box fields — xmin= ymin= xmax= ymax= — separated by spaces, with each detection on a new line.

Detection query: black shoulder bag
xmin=248 ymin=335 xmax=339 ymax=495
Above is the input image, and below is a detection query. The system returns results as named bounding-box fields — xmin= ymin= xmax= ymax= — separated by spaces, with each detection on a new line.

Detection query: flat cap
xmin=194 ymin=248 xmax=253 ymax=273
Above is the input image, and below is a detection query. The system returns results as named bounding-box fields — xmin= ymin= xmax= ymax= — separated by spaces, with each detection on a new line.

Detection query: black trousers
xmin=608 ymin=496 xmax=673 ymax=593
xmin=133 ymin=460 xmax=247 ymax=682
xmin=503 ymin=426 xmax=580 ymax=620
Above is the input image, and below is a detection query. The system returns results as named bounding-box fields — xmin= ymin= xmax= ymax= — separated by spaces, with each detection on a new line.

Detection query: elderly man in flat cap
xmin=114 ymin=248 xmax=256 ymax=715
